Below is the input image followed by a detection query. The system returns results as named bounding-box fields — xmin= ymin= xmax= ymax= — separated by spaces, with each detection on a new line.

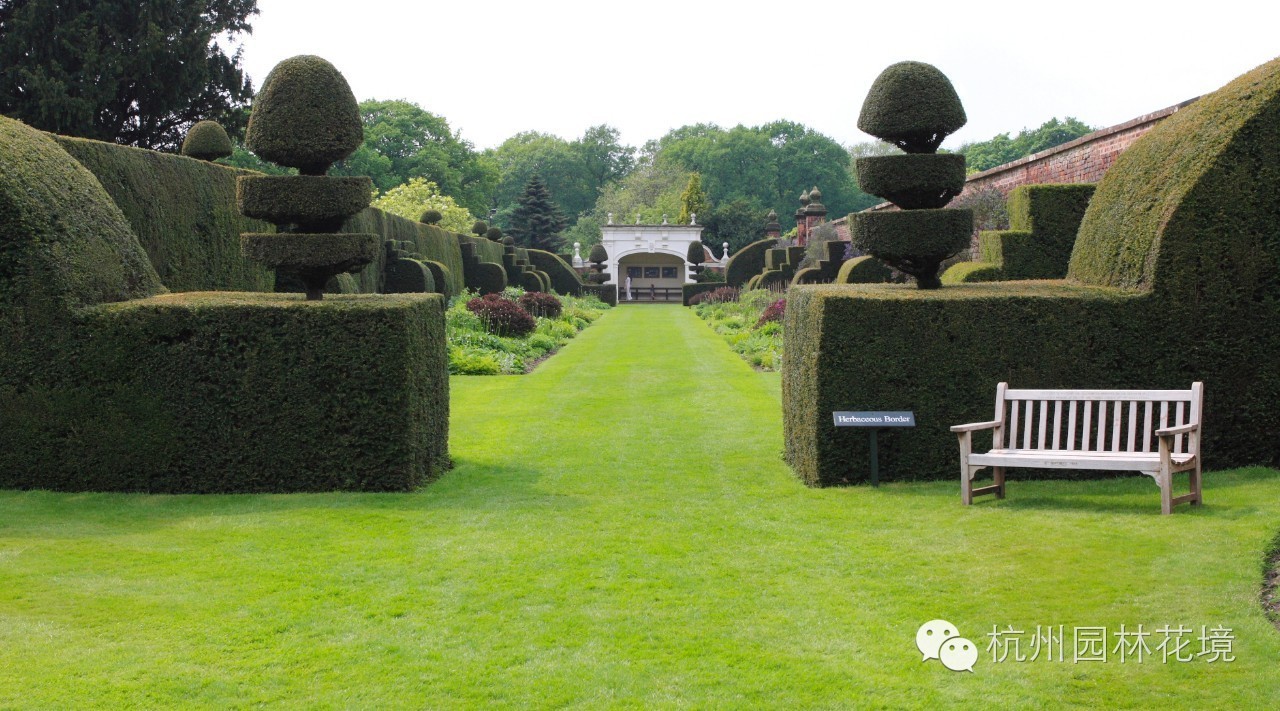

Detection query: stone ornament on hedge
xmin=852 ymin=61 xmax=974 ymax=289
xmin=237 ymin=55 xmax=379 ymax=300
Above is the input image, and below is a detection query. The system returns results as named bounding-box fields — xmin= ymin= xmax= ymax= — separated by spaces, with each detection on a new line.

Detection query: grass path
xmin=2 ymin=305 xmax=1279 ymax=708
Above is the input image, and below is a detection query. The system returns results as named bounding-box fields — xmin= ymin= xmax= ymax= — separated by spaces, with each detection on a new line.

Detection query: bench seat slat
xmin=1005 ymin=388 xmax=1195 ymax=401
xmin=969 ymin=449 xmax=1196 ymax=471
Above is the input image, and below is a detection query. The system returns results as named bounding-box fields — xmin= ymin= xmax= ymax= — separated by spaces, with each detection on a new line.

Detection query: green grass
xmin=1 ymin=305 xmax=1278 ymax=708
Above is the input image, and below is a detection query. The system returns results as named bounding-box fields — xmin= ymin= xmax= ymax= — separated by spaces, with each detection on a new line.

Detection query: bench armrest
xmin=950 ymin=420 xmax=1002 ymax=433
xmin=1155 ymin=423 xmax=1199 ymax=437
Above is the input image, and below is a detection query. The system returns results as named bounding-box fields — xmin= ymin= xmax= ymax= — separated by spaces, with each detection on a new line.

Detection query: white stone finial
xmin=722 ymin=242 xmax=730 ymax=262
xmin=607 ymin=212 xmax=614 ymax=225
xmin=635 ymin=213 xmax=641 ymax=225
xmin=572 ymin=242 xmax=583 ymax=267
xmin=690 ymin=213 xmax=697 ymax=225
xmin=662 ymin=213 xmax=669 ymax=225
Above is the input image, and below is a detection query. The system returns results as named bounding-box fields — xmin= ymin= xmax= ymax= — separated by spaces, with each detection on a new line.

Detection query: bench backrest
xmin=993 ymin=383 xmax=1203 ymax=455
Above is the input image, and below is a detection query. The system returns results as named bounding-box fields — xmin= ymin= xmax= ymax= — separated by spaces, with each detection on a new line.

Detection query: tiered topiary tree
xmin=236 ymin=55 xmax=378 ymax=300
xmin=180 ymin=120 xmax=233 ymax=161
xmin=686 ymin=240 xmax=707 ymax=282
xmin=850 ymin=61 xmax=972 ymax=289
xmin=586 ymin=243 xmax=609 ymax=284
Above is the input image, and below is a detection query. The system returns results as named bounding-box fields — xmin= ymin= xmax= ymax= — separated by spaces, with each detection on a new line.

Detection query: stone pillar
xmin=795 ymin=190 xmax=811 ymax=246
xmin=804 ymin=185 xmax=828 ymax=246
xmin=764 ymin=209 xmax=782 ymax=241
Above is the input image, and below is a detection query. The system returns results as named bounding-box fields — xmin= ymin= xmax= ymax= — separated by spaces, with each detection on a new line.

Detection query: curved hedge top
xmin=181 ymin=120 xmax=233 ymax=161
xmin=1069 ymin=56 xmax=1280 ymax=296
xmin=0 ymin=115 xmax=164 ymax=312
xmin=724 ymin=238 xmax=775 ymax=288
xmin=857 ymin=61 xmax=966 ymax=153
xmin=245 ymin=55 xmax=363 ymax=174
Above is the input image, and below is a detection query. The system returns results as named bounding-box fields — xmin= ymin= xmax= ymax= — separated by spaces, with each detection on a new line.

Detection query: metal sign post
xmin=832 ymin=411 xmax=916 ymax=486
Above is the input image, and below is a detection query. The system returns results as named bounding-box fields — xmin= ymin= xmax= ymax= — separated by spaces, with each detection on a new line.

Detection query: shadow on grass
xmin=0 ymin=460 xmax=583 ymax=538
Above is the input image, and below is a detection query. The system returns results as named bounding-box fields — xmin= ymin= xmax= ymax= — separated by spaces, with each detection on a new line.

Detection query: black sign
xmin=832 ymin=411 xmax=916 ymax=427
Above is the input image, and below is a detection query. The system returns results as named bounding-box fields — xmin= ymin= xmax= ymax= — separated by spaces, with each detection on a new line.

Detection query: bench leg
xmin=961 ymin=466 xmax=974 ymax=505
xmin=1190 ymin=460 xmax=1203 ymax=506
xmin=993 ymin=467 xmax=1006 ymax=500
xmin=1159 ymin=470 xmax=1173 ymax=515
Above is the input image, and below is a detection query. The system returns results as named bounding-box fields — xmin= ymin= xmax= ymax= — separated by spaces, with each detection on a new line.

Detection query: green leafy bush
xmin=467 ymin=293 xmax=536 ymax=337
xmin=519 ymin=291 xmax=563 ymax=318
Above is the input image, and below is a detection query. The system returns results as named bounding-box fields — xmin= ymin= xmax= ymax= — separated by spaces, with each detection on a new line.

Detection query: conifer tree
xmin=507 ymin=174 xmax=568 ymax=251
xmin=677 ymin=172 xmax=709 ymax=225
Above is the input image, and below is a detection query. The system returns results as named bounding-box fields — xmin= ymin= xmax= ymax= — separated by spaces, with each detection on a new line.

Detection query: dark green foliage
xmin=421 ymin=209 xmax=443 ymax=225
xmin=850 ymin=209 xmax=973 ymax=288
xmin=0 ymin=293 xmax=449 ymax=492
xmin=240 ymin=233 xmax=379 ymax=268
xmin=0 ymin=115 xmax=165 ymax=332
xmin=682 ymin=282 xmax=727 ymax=305
xmin=0 ymin=0 xmax=257 ymax=151
xmin=472 ymin=221 xmax=489 ymax=236
xmin=383 ymin=241 xmax=435 ymax=294
xmin=508 ymin=174 xmax=568 ymax=251
xmin=581 ymin=283 xmax=617 ymax=306
xmin=960 ymin=117 xmax=1095 ymax=173
xmin=701 ymin=198 xmax=767 ymax=255
xmin=519 ymin=271 xmax=544 ymax=292
xmin=686 ymin=240 xmax=706 ymax=264
xmin=421 ymin=260 xmax=450 ymax=296
xmin=525 ymin=249 xmax=584 ymax=295
xmin=245 ymin=55 xmax=363 ymax=175
xmin=469 ymin=262 xmax=508 ymax=295
xmin=181 ymin=120 xmax=233 ymax=161
xmin=942 ymin=184 xmax=1094 ymax=283
xmin=857 ymin=61 xmax=967 ymax=153
xmin=487 ymin=227 xmax=505 ymax=241
xmin=834 ymin=255 xmax=893 ymax=284
xmin=723 ymin=239 xmax=774 ymax=287
xmin=337 ymin=210 xmax=466 ymax=296
xmin=791 ymin=240 xmax=848 ymax=286
xmin=54 ymin=134 xmax=275 ymax=293
xmin=588 ymin=243 xmax=609 ymax=265
xmin=331 ymin=99 xmax=497 ymax=215
xmin=237 ymin=175 xmax=373 ymax=230
xmin=855 ymin=154 xmax=966 ymax=209
xmin=784 ymin=57 xmax=1280 ymax=485
xmin=782 ymin=283 xmax=1142 ymax=485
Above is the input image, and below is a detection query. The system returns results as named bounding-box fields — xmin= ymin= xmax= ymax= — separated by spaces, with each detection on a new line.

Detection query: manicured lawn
xmin=1 ymin=305 xmax=1278 ymax=708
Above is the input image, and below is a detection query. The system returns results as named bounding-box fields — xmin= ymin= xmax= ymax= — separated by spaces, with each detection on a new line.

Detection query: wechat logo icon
xmin=916 ymin=619 xmax=978 ymax=672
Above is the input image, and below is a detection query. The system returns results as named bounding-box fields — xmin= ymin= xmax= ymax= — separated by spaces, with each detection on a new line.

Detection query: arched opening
xmin=618 ymin=252 xmax=685 ymax=302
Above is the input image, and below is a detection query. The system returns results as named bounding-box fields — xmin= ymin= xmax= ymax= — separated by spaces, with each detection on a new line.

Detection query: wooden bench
xmin=951 ymin=383 xmax=1204 ymax=514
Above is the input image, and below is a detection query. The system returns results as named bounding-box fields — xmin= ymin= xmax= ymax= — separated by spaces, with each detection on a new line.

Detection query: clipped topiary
xmin=487 ymin=227 xmax=504 ymax=241
xmin=686 ymin=240 xmax=706 ymax=281
xmin=181 ymin=120 xmax=233 ymax=161
xmin=587 ymin=242 xmax=610 ymax=283
xmin=237 ymin=55 xmax=377 ymax=300
xmin=472 ymin=221 xmax=489 ymax=237
xmin=852 ymin=61 xmax=973 ymax=289
xmin=245 ymin=55 xmax=363 ymax=175
xmin=857 ymin=61 xmax=966 ymax=154
xmin=420 ymin=209 xmax=443 ymax=225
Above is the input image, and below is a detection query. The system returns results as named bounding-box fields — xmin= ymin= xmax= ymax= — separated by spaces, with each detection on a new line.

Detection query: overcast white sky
xmin=236 ymin=1 xmax=1280 ymax=151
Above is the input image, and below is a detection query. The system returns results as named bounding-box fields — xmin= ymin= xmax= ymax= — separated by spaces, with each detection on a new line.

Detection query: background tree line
xmin=0 ymin=1 xmax=1095 ymax=254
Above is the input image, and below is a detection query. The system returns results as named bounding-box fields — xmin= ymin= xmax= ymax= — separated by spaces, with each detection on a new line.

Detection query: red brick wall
xmin=827 ymin=97 xmax=1200 ymax=242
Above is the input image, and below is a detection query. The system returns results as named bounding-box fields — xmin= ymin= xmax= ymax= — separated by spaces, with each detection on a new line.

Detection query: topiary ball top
xmin=501 ymin=236 xmax=515 ymax=246
xmin=588 ymin=243 xmax=608 ymax=265
xmin=686 ymin=240 xmax=706 ymax=264
xmin=858 ymin=61 xmax=967 ymax=154
xmin=486 ymin=227 xmax=504 ymax=241
xmin=472 ymin=220 xmax=488 ymax=236
xmin=420 ymin=209 xmax=443 ymax=225
xmin=181 ymin=120 xmax=233 ymax=161
xmin=245 ymin=55 xmax=363 ymax=175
